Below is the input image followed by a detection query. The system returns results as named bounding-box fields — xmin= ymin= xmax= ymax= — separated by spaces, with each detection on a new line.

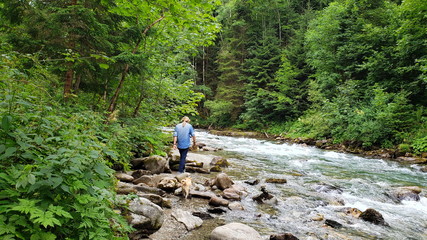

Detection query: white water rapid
xmin=196 ymin=129 xmax=427 ymax=240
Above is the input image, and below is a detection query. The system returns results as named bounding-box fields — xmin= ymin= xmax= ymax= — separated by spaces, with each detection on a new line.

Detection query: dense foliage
xmin=1 ymin=0 xmax=426 ymax=238
xmin=197 ymin=0 xmax=427 ymax=152
xmin=0 ymin=0 xmax=220 ymax=239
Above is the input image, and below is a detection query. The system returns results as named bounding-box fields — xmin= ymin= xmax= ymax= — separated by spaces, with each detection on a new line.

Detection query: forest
xmin=0 ymin=0 xmax=426 ymax=239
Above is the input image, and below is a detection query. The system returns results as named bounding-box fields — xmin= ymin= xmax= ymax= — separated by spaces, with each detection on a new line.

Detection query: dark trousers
xmin=178 ymin=148 xmax=189 ymax=173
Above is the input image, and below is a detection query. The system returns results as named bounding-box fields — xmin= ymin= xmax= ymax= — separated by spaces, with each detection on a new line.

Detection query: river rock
xmin=324 ymin=219 xmax=343 ymax=229
xmin=136 ymin=193 xmax=172 ymax=208
xmin=270 ymin=233 xmax=300 ymax=240
xmin=190 ymin=190 xmax=217 ymax=199
xmin=210 ymin=222 xmax=263 ymax=240
xmin=192 ymin=211 xmax=214 ymax=220
xmin=223 ymin=187 xmax=242 ymax=200
xmin=396 ymin=156 xmax=427 ymax=164
xmin=252 ymin=186 xmax=275 ymax=203
xmin=128 ymin=197 xmax=164 ymax=234
xmin=266 ymin=178 xmax=287 ymax=184
xmin=210 ymin=165 xmax=222 ymax=172
xmin=390 ymin=186 xmax=421 ymax=202
xmin=133 ymin=175 xmax=154 ymax=186
xmin=228 ymin=201 xmax=244 ymax=210
xmin=207 ymin=207 xmax=228 ymax=214
xmin=211 ymin=156 xmax=230 ymax=167
xmin=131 ymin=155 xmax=169 ymax=174
xmin=134 ymin=183 xmax=166 ymax=196
xmin=115 ymin=172 xmax=134 ymax=182
xmin=186 ymin=166 xmax=210 ymax=174
xmin=209 ymin=196 xmax=230 ymax=207
xmin=359 ymin=208 xmax=388 ymax=226
xmin=214 ymin=173 xmax=234 ymax=190
xmin=157 ymin=177 xmax=179 ymax=191
xmin=172 ymin=209 xmax=203 ymax=231
xmin=245 ymin=179 xmax=260 ymax=185
xmin=131 ymin=169 xmax=152 ymax=179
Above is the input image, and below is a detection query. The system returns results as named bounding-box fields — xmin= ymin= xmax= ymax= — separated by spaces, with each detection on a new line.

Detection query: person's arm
xmin=173 ymin=136 xmax=177 ymax=150
xmin=192 ymin=135 xmax=196 ymax=146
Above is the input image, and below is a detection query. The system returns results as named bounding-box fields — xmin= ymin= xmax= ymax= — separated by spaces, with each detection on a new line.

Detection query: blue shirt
xmin=173 ymin=123 xmax=195 ymax=149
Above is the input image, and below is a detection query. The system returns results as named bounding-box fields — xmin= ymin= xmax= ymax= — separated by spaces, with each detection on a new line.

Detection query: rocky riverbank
xmin=113 ymin=141 xmax=424 ymax=240
xmin=208 ymin=129 xmax=427 ymax=170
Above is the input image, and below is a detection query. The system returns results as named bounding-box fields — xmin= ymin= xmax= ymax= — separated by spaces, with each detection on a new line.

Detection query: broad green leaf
xmin=1 ymin=115 xmax=12 ymax=131
xmin=99 ymin=63 xmax=109 ymax=69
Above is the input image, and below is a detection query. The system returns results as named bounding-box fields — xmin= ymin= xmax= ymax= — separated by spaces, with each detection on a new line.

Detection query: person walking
xmin=173 ymin=116 xmax=196 ymax=173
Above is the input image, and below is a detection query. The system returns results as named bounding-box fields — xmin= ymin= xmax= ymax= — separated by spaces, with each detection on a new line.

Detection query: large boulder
xmin=128 ymin=197 xmax=164 ymax=238
xmin=157 ymin=177 xmax=179 ymax=191
xmin=210 ymin=222 xmax=263 ymax=240
xmin=131 ymin=155 xmax=168 ymax=174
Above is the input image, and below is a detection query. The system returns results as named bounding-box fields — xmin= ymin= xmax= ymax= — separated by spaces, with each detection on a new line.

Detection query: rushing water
xmin=195 ymin=130 xmax=427 ymax=240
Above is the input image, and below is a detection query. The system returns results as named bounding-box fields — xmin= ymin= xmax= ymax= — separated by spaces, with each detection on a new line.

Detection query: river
xmin=195 ymin=129 xmax=427 ymax=240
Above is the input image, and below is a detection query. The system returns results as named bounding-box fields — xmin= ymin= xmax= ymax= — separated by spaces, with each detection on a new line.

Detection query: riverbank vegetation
xmin=1 ymin=0 xmax=426 ymax=239
xmin=197 ymin=0 xmax=427 ymax=154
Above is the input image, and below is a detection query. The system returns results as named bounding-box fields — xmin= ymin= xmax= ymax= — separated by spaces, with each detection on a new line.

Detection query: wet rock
xmin=171 ymin=209 xmax=203 ymax=231
xmin=311 ymin=214 xmax=324 ymax=221
xmin=186 ymin=166 xmax=210 ymax=174
xmin=214 ymin=173 xmax=234 ymax=190
xmin=210 ymin=222 xmax=263 ymax=240
xmin=210 ymin=165 xmax=222 ymax=172
xmin=270 ymin=233 xmax=300 ymax=240
xmin=115 ymin=172 xmax=134 ymax=182
xmin=390 ymin=186 xmax=421 ymax=202
xmin=314 ymin=183 xmax=343 ymax=194
xmin=207 ymin=207 xmax=228 ymax=214
xmin=131 ymin=155 xmax=169 ymax=174
xmin=245 ymin=179 xmax=260 ymax=185
xmin=266 ymin=178 xmax=287 ymax=184
xmin=210 ymin=156 xmax=230 ymax=167
xmin=209 ymin=196 xmax=230 ymax=207
xmin=252 ymin=186 xmax=274 ymax=203
xmin=359 ymin=208 xmax=388 ymax=226
xmin=186 ymin=161 xmax=204 ymax=168
xmin=202 ymin=146 xmax=218 ymax=151
xmin=342 ymin=207 xmax=362 ymax=218
xmin=396 ymin=156 xmax=427 ymax=164
xmin=324 ymin=219 xmax=343 ymax=229
xmin=223 ymin=188 xmax=242 ymax=200
xmin=421 ymin=166 xmax=427 ymax=172
xmin=128 ymin=197 xmax=164 ymax=237
xmin=116 ymin=187 xmax=137 ymax=195
xmin=228 ymin=201 xmax=244 ymax=210
xmin=192 ymin=211 xmax=214 ymax=220
xmin=175 ymin=172 xmax=191 ymax=182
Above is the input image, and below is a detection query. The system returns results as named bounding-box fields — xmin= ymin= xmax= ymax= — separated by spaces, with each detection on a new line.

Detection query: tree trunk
xmin=63 ymin=67 xmax=74 ymax=98
xmin=73 ymin=74 xmax=81 ymax=92
xmin=108 ymin=64 xmax=129 ymax=112
xmin=133 ymin=89 xmax=145 ymax=117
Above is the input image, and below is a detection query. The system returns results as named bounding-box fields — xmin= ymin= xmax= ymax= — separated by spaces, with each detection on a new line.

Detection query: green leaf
xmin=0 ymin=147 xmax=17 ymax=160
xmin=0 ymin=223 xmax=16 ymax=235
xmin=1 ymin=115 xmax=12 ymax=131
xmin=32 ymin=211 xmax=61 ymax=228
xmin=98 ymin=63 xmax=109 ymax=69
xmin=93 ymin=163 xmax=107 ymax=176
xmin=48 ymin=205 xmax=73 ymax=219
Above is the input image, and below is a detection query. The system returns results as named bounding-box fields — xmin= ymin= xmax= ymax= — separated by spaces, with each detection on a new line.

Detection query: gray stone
xmin=129 ymin=197 xmax=164 ymax=230
xmin=115 ymin=172 xmax=134 ymax=182
xmin=210 ymin=222 xmax=263 ymax=240
xmin=172 ymin=209 xmax=203 ymax=231
xmin=214 ymin=173 xmax=234 ymax=190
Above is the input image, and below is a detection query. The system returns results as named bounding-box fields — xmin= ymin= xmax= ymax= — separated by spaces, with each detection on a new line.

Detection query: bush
xmin=0 ymin=55 xmax=132 ymax=239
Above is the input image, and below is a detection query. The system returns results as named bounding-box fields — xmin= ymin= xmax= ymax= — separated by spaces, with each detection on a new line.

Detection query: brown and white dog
xmin=181 ymin=177 xmax=192 ymax=199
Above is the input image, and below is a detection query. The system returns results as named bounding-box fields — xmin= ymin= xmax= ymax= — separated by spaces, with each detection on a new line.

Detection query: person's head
xmin=181 ymin=116 xmax=190 ymax=126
